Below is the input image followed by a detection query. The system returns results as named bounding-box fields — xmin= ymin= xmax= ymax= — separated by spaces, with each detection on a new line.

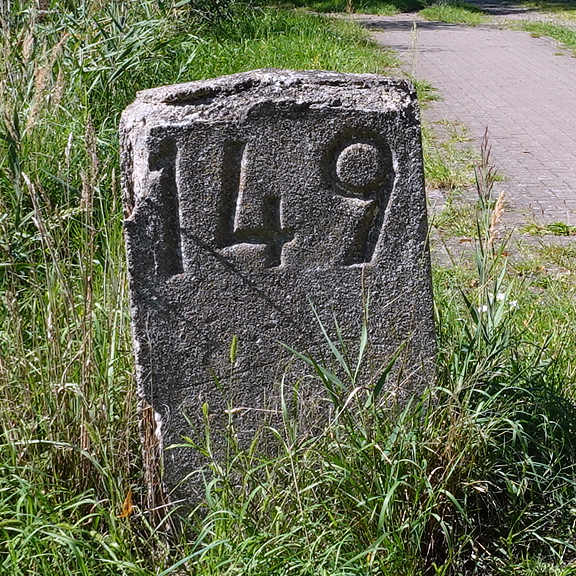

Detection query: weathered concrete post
xmin=120 ymin=69 xmax=435 ymax=510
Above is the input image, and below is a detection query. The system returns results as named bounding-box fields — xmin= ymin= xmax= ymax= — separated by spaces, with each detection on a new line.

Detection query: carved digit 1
xmin=148 ymin=137 xmax=184 ymax=277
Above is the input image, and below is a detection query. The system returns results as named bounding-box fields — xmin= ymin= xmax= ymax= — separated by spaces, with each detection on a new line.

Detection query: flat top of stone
xmin=123 ymin=69 xmax=416 ymax=125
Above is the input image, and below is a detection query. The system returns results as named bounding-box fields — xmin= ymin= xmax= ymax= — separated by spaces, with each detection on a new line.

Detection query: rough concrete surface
xmin=120 ymin=69 xmax=435 ymax=508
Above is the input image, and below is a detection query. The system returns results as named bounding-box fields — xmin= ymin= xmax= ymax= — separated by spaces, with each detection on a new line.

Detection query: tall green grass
xmin=0 ymin=1 xmax=397 ymax=573
xmin=1 ymin=2 xmax=576 ymax=575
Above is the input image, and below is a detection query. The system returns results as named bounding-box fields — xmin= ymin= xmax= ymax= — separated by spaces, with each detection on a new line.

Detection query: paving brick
xmin=359 ymin=13 xmax=576 ymax=228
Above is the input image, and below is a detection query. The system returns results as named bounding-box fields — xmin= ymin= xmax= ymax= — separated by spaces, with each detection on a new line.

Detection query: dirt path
xmin=357 ymin=13 xmax=576 ymax=229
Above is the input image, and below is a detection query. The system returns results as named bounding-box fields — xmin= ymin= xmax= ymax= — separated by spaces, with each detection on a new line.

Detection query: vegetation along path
xmin=358 ymin=10 xmax=576 ymax=229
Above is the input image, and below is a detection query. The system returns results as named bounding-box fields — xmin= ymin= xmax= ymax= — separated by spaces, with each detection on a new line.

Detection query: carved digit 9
xmin=331 ymin=138 xmax=394 ymax=266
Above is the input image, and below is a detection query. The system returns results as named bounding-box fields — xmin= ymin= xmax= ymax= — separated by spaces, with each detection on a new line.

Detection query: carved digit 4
xmin=217 ymin=142 xmax=293 ymax=268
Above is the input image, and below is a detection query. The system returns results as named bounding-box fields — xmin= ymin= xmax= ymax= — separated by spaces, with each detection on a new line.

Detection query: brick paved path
xmin=359 ymin=14 xmax=576 ymax=228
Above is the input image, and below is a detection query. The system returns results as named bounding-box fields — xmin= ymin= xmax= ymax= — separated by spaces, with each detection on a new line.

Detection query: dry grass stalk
xmin=80 ymin=171 xmax=92 ymax=214
xmin=22 ymin=172 xmax=77 ymax=315
xmin=25 ymin=32 xmax=69 ymax=133
xmin=78 ymin=111 xmax=101 ymax=478
xmin=140 ymin=400 xmax=172 ymax=529
xmin=22 ymin=27 xmax=35 ymax=64
xmin=488 ymin=190 xmax=505 ymax=248
xmin=51 ymin=66 xmax=65 ymax=110
xmin=84 ymin=115 xmax=99 ymax=194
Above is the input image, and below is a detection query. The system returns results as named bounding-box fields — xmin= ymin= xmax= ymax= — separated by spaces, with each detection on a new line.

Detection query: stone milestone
xmin=120 ymin=69 xmax=435 ymax=509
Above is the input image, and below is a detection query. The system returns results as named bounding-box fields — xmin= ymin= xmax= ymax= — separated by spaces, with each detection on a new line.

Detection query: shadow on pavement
xmin=466 ymin=0 xmax=555 ymax=15
xmin=356 ymin=18 xmax=461 ymax=30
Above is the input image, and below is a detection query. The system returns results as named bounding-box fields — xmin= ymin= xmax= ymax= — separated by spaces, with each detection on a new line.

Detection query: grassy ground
xmin=281 ymin=0 xmax=423 ymax=15
xmin=285 ymin=0 xmax=490 ymax=24
xmin=521 ymin=20 xmax=576 ymax=52
xmin=0 ymin=3 xmax=396 ymax=574
xmin=423 ymin=120 xmax=477 ymax=192
xmin=523 ymin=221 xmax=576 ymax=236
xmin=521 ymin=0 xmax=576 ymax=21
xmin=419 ymin=1 xmax=489 ymax=25
xmin=1 ymin=1 xmax=576 ymax=575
